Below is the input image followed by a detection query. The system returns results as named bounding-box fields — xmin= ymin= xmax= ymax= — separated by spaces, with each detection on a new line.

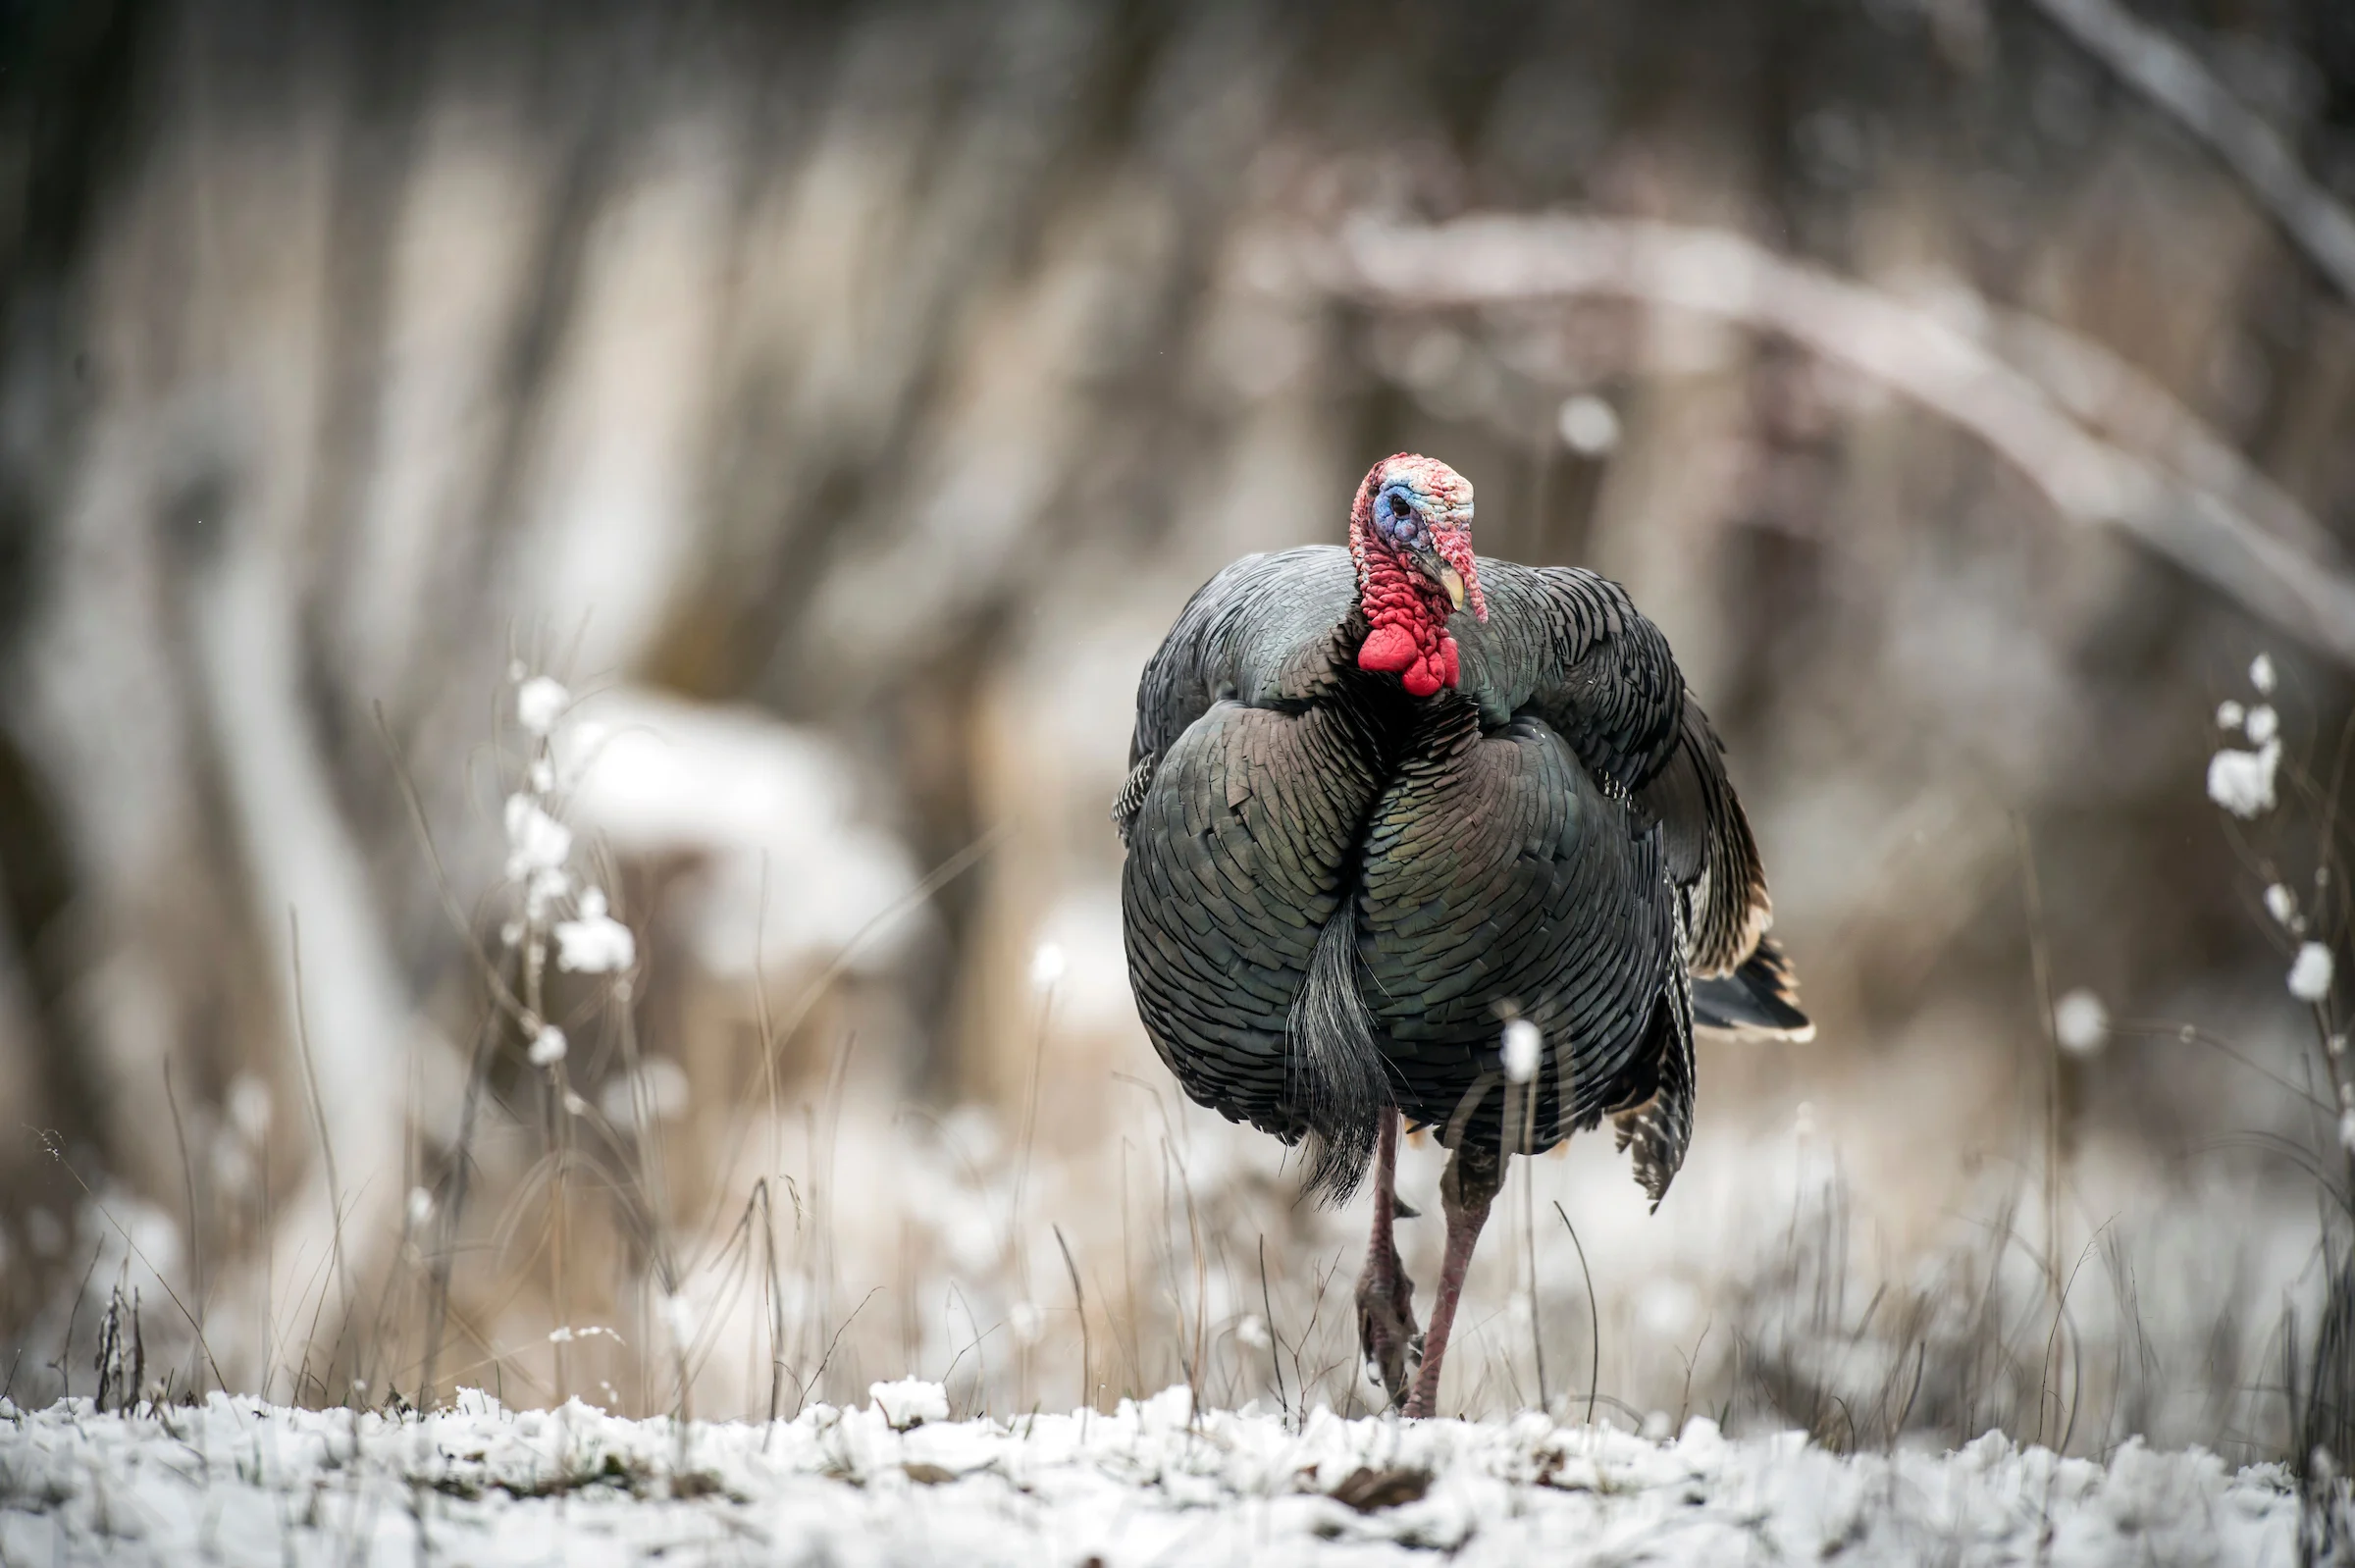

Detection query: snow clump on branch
xmin=2288 ymin=942 xmax=2334 ymax=1004
xmin=2206 ymin=651 xmax=2283 ymax=818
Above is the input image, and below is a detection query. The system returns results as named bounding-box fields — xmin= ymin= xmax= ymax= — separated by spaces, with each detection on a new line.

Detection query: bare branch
xmin=1319 ymin=214 xmax=2355 ymax=669
xmin=2028 ymin=0 xmax=2355 ymax=307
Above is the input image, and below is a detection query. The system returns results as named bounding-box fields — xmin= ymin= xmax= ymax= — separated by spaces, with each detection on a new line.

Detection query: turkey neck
xmin=1348 ymin=530 xmax=1461 ymax=696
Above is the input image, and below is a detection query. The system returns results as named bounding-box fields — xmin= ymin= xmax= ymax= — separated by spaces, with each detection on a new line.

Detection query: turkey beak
xmin=1438 ymin=563 xmax=1467 ymax=612
xmin=1413 ymin=548 xmax=1466 ymax=612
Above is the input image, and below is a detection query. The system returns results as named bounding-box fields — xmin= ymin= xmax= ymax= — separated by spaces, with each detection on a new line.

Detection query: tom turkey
xmin=1114 ymin=452 xmax=1810 ymax=1418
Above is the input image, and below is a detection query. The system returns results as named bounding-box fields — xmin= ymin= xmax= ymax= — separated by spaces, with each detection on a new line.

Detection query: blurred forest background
xmin=1 ymin=0 xmax=2352 ymax=1461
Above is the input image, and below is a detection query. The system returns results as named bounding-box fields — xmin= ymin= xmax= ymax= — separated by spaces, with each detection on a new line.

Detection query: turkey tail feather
xmin=1691 ymin=935 xmax=1814 ymax=1041
xmin=1287 ymin=907 xmax=1387 ymax=1205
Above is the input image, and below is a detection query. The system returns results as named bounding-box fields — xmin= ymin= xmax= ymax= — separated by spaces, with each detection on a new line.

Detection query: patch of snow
xmin=553 ymin=686 xmax=923 ymax=978
xmin=2244 ymin=704 xmax=2278 ymax=744
xmin=0 ymin=1395 xmax=2301 ymax=1567
xmin=515 ymin=674 xmax=571 ymax=737
xmin=2053 ymin=989 xmax=2108 ymax=1056
xmin=2206 ymin=740 xmax=2279 ymax=818
xmin=2289 ymin=942 xmax=2334 ymax=1003
xmin=528 ymin=1024 xmax=568 ymax=1067
xmin=554 ymin=887 xmax=636 ymax=974
xmin=2215 ymin=699 xmax=2245 ymax=731
xmin=868 ymin=1379 xmax=950 ymax=1431
xmin=503 ymin=793 xmax=573 ymax=878
xmin=405 ymin=1186 xmax=435 ymax=1228
xmin=2250 ymin=652 xmax=2276 ymax=693
xmin=2264 ymin=883 xmax=2298 ymax=928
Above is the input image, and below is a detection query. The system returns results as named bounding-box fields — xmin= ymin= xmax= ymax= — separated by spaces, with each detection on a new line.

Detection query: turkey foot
xmin=1401 ymin=1138 xmax=1503 ymax=1419
xmin=1355 ymin=1112 xmax=1421 ymax=1407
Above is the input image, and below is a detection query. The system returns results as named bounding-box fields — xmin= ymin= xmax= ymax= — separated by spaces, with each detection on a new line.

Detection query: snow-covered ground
xmin=0 ymin=1385 xmax=2298 ymax=1566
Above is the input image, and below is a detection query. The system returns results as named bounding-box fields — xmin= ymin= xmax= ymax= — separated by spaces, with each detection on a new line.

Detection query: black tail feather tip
xmin=1692 ymin=937 xmax=1814 ymax=1041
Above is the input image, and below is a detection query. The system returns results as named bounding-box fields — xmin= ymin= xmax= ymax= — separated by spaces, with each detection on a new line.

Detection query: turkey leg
xmin=1354 ymin=1111 xmax=1421 ymax=1407
xmin=1401 ymin=1139 xmax=1503 ymax=1419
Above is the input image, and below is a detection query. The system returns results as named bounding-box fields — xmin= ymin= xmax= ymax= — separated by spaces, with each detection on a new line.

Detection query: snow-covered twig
xmin=1319 ymin=214 xmax=2355 ymax=670
xmin=2027 ymin=0 xmax=2355 ymax=307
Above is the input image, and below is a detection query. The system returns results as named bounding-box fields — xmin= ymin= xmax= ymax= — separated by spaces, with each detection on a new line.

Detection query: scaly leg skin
xmin=1355 ymin=1112 xmax=1421 ymax=1407
xmin=1400 ymin=1139 xmax=1503 ymax=1420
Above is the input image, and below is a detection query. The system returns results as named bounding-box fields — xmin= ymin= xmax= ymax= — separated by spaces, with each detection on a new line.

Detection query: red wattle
xmin=1439 ymin=635 xmax=1459 ymax=687
xmin=1358 ymin=624 xmax=1417 ymax=674
xmin=1402 ymin=659 xmax=1441 ymax=698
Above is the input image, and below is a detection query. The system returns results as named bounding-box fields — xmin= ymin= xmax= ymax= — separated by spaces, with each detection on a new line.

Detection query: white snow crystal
xmin=2264 ymin=883 xmax=2298 ymax=928
xmin=2244 ymin=705 xmax=2278 ymax=745
xmin=1558 ymin=393 xmax=1622 ymax=456
xmin=1235 ymin=1314 xmax=1271 ymax=1350
xmin=2289 ymin=942 xmax=2335 ymax=1003
xmin=2206 ymin=741 xmax=2280 ymax=818
xmin=2053 ymin=988 xmax=2109 ymax=1056
xmin=1029 ymin=940 xmax=1067 ymax=990
xmin=516 ymin=675 xmax=571 ymax=737
xmin=2250 ymin=653 xmax=2276 ymax=693
xmin=2215 ymin=700 xmax=2246 ymax=731
xmin=555 ymin=892 xmax=636 ymax=974
xmin=528 ymin=1024 xmax=568 ymax=1067
xmin=504 ymin=793 xmax=573 ymax=876
xmin=405 ymin=1186 xmax=435 ymax=1228
xmin=1501 ymin=1018 xmax=1543 ymax=1083
xmin=869 ymin=1378 xmax=949 ymax=1430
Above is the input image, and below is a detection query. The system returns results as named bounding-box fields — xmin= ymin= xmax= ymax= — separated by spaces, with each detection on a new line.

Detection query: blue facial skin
xmin=1375 ymin=483 xmax=1432 ymax=551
